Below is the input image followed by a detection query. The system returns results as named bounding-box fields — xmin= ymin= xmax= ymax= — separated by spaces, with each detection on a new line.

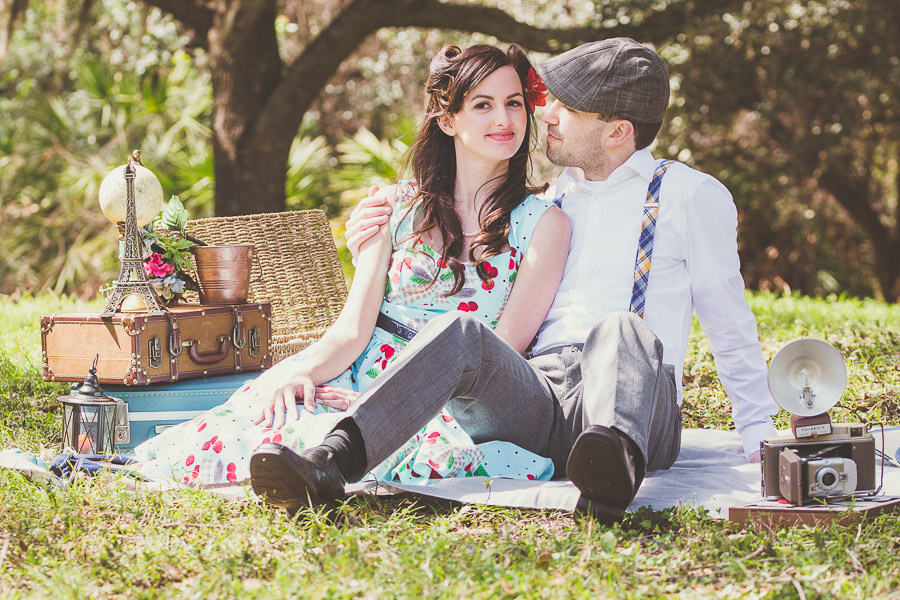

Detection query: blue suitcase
xmin=104 ymin=372 xmax=257 ymax=452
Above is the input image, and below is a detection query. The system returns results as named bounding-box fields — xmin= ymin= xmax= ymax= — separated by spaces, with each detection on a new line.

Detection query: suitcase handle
xmin=186 ymin=337 xmax=230 ymax=365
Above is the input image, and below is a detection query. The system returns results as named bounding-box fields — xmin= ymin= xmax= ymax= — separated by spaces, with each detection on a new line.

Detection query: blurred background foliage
xmin=0 ymin=0 xmax=897 ymax=302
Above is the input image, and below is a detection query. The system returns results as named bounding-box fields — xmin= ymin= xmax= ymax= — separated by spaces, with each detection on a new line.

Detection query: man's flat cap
xmin=536 ymin=37 xmax=670 ymax=122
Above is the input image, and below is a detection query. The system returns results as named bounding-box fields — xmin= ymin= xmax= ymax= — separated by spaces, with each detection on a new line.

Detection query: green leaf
xmin=161 ymin=195 xmax=189 ymax=231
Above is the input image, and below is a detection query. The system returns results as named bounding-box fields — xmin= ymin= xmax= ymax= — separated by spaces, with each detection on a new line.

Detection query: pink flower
xmin=144 ymin=253 xmax=174 ymax=277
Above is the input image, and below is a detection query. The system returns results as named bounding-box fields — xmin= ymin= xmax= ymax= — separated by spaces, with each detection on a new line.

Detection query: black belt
xmin=376 ymin=312 xmax=418 ymax=342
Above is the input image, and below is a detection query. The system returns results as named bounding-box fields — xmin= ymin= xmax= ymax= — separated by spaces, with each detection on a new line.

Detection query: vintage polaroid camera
xmin=760 ymin=338 xmax=876 ymax=506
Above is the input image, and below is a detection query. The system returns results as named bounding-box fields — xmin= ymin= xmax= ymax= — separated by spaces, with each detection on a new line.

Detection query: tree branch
xmin=139 ymin=0 xmax=214 ymax=45
xmin=257 ymin=0 xmax=745 ymax=148
xmin=387 ymin=0 xmax=747 ymax=51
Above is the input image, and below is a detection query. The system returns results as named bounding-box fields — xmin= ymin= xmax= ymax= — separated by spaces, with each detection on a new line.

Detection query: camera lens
xmin=816 ymin=466 xmax=840 ymax=491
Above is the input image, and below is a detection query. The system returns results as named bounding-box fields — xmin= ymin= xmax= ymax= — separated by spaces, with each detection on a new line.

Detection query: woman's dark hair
xmin=400 ymin=43 xmax=547 ymax=296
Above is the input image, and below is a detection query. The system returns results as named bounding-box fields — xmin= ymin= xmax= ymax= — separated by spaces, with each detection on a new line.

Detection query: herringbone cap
xmin=536 ymin=38 xmax=669 ymax=123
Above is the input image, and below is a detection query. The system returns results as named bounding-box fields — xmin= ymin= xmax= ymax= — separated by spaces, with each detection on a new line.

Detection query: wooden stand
xmin=730 ymin=496 xmax=900 ymax=528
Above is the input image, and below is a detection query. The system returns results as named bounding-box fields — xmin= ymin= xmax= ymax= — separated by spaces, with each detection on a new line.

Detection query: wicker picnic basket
xmin=184 ymin=210 xmax=348 ymax=363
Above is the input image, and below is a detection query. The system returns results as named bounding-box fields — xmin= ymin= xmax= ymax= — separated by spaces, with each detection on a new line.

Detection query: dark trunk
xmin=207 ymin=0 xmax=287 ymax=215
xmin=870 ymin=238 xmax=900 ymax=303
xmin=818 ymin=168 xmax=900 ymax=302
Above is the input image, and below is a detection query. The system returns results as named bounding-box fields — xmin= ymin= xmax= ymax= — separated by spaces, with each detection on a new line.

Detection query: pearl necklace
xmin=462 ymin=231 xmax=479 ymax=237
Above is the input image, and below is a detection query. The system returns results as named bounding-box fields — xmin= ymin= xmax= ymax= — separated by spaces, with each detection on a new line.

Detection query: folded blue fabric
xmin=49 ymin=453 xmax=145 ymax=480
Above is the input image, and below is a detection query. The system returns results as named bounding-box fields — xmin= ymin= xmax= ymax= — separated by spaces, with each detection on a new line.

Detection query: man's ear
xmin=605 ymin=119 xmax=634 ymax=149
xmin=437 ymin=114 xmax=455 ymax=137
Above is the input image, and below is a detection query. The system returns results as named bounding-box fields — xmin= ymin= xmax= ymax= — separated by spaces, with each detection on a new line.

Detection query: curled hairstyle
xmin=401 ymin=44 xmax=547 ymax=295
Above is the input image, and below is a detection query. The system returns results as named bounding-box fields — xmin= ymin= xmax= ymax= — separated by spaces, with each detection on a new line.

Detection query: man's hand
xmin=345 ymin=185 xmax=392 ymax=261
xmin=747 ymin=450 xmax=761 ymax=463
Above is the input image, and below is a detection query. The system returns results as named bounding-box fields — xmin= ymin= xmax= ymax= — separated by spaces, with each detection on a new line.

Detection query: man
xmin=249 ymin=38 xmax=779 ymax=522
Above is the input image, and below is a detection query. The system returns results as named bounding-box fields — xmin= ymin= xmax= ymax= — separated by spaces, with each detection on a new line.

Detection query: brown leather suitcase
xmin=41 ymin=303 xmax=274 ymax=385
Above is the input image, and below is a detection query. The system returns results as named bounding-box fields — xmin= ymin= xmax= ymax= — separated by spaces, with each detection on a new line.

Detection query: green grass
xmin=1 ymin=292 xmax=900 ymax=599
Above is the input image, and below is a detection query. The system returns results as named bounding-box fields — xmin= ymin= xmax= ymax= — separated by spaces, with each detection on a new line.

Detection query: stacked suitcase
xmin=41 ymin=303 xmax=273 ymax=451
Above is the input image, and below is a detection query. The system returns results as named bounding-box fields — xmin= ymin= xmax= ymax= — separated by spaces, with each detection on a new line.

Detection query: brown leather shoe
xmin=566 ymin=425 xmax=637 ymax=520
xmin=250 ymin=443 xmax=346 ymax=512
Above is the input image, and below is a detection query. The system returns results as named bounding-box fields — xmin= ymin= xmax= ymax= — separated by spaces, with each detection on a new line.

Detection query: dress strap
xmin=629 ymin=159 xmax=675 ymax=318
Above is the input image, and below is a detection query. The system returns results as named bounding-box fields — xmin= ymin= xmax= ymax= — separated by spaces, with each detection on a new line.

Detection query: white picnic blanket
xmin=348 ymin=427 xmax=900 ymax=519
xmin=5 ymin=427 xmax=899 ymax=520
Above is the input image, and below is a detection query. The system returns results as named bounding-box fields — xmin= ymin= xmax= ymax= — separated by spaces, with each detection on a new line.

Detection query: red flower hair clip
xmin=524 ymin=68 xmax=548 ymax=113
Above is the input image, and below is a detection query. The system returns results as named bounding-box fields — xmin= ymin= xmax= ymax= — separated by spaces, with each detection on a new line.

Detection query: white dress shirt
xmin=535 ymin=148 xmax=778 ymax=457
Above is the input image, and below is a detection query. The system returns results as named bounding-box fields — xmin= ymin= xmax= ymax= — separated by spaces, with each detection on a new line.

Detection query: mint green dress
xmin=134 ymin=184 xmax=556 ymax=486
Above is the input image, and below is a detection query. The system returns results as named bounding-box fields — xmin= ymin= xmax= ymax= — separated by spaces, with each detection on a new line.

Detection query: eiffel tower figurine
xmin=100 ymin=150 xmax=167 ymax=316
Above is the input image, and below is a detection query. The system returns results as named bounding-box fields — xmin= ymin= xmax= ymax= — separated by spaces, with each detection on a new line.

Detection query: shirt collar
xmin=624 ymin=147 xmax=659 ymax=183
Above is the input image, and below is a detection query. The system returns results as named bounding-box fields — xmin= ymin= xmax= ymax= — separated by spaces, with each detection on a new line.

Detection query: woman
xmin=134 ymin=44 xmax=570 ymax=487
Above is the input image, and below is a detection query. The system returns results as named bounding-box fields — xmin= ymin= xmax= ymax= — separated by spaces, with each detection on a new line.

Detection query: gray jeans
xmin=344 ymin=311 xmax=681 ymax=481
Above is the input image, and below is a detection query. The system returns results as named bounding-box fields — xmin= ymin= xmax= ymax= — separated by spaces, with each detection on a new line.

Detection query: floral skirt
xmin=132 ymin=342 xmax=554 ymax=487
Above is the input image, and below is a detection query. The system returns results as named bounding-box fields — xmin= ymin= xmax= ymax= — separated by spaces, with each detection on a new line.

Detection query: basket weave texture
xmin=184 ymin=210 xmax=348 ymax=363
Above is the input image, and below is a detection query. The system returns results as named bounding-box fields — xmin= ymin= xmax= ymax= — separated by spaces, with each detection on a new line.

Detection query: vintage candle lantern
xmin=58 ymin=355 xmax=127 ymax=454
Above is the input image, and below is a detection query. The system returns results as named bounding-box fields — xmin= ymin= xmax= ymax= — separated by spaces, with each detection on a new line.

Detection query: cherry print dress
xmin=132 ymin=183 xmax=556 ymax=487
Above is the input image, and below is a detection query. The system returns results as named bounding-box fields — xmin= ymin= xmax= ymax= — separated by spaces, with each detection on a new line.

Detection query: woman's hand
xmin=251 ymin=371 xmax=317 ymax=429
xmin=315 ymin=385 xmax=360 ymax=411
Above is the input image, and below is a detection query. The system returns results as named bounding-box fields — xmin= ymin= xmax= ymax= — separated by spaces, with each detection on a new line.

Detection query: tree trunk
xmin=818 ymin=168 xmax=900 ymax=302
xmin=873 ymin=240 xmax=900 ymax=303
xmin=206 ymin=0 xmax=287 ymax=215
xmin=0 ymin=0 xmax=29 ymax=69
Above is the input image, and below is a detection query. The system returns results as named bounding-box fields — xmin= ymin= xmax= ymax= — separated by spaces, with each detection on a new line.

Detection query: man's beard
xmin=544 ymin=141 xmax=563 ymax=166
xmin=545 ymin=139 xmax=610 ymax=174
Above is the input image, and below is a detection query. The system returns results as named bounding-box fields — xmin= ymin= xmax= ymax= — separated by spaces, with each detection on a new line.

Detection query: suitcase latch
xmin=167 ymin=312 xmax=183 ymax=357
xmin=148 ymin=337 xmax=162 ymax=368
xmin=232 ymin=306 xmax=246 ymax=350
xmin=248 ymin=326 xmax=262 ymax=357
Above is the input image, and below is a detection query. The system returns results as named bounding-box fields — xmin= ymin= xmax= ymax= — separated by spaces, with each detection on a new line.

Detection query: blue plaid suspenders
xmin=553 ymin=159 xmax=675 ymax=318
xmin=629 ymin=159 xmax=675 ymax=317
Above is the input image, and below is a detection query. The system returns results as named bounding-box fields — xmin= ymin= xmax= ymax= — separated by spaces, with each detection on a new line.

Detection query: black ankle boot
xmin=249 ymin=443 xmax=347 ymax=512
xmin=566 ymin=425 xmax=639 ymax=521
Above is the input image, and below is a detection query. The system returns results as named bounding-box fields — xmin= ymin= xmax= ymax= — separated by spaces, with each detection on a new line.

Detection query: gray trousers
xmin=344 ymin=311 xmax=681 ymax=482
